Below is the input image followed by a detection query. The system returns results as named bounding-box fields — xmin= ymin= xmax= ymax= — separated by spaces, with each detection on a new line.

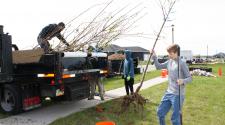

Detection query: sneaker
xmin=100 ymin=96 xmax=104 ymax=100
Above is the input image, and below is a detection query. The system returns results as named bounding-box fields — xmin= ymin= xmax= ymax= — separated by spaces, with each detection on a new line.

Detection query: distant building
xmin=213 ymin=52 xmax=225 ymax=58
xmin=180 ymin=50 xmax=193 ymax=63
xmin=103 ymin=44 xmax=149 ymax=61
xmin=103 ymin=44 xmax=123 ymax=55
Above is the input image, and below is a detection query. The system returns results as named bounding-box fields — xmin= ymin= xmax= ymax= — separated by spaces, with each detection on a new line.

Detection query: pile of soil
xmin=12 ymin=48 xmax=44 ymax=64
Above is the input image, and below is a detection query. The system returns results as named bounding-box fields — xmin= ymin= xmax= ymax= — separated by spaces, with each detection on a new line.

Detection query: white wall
xmin=180 ymin=50 xmax=193 ymax=61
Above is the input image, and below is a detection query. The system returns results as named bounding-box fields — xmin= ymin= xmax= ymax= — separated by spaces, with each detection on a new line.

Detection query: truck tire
xmin=0 ymin=84 xmax=22 ymax=114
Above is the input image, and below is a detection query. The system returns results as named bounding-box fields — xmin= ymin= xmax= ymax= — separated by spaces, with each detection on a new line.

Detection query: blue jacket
xmin=123 ymin=50 xmax=134 ymax=78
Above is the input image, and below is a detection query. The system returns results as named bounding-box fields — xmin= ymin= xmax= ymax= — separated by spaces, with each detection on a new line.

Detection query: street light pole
xmin=207 ymin=44 xmax=208 ymax=61
xmin=172 ymin=24 xmax=174 ymax=44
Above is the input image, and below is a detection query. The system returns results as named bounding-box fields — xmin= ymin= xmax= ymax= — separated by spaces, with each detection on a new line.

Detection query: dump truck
xmin=0 ymin=25 xmax=101 ymax=114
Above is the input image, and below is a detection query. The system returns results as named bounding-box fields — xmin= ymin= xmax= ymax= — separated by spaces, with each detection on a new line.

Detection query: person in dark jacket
xmin=123 ymin=50 xmax=135 ymax=95
xmin=37 ymin=22 xmax=69 ymax=53
xmin=87 ymin=52 xmax=104 ymax=100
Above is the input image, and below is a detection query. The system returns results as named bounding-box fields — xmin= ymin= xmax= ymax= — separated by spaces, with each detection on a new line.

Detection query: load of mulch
xmin=12 ymin=48 xmax=44 ymax=64
xmin=108 ymin=54 xmax=125 ymax=60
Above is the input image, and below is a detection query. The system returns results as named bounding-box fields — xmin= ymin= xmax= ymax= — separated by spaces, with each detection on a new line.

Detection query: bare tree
xmin=120 ymin=0 xmax=177 ymax=114
xmin=51 ymin=1 xmax=146 ymax=52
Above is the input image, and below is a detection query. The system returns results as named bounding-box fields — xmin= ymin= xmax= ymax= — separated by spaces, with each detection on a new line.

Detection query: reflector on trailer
xmin=100 ymin=70 xmax=108 ymax=74
xmin=62 ymin=74 xmax=76 ymax=78
xmin=37 ymin=74 xmax=55 ymax=77
xmin=23 ymin=96 xmax=41 ymax=110
xmin=50 ymin=80 xmax=55 ymax=85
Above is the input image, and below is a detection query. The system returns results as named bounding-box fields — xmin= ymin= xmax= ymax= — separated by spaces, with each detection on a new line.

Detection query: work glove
xmin=126 ymin=76 xmax=131 ymax=81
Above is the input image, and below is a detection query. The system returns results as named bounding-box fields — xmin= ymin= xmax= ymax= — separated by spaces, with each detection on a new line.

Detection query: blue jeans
xmin=157 ymin=93 xmax=184 ymax=125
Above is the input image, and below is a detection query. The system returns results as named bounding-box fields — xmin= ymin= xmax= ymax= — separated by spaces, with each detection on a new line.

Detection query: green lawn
xmin=103 ymin=70 xmax=161 ymax=91
xmin=139 ymin=61 xmax=148 ymax=65
xmin=50 ymin=64 xmax=225 ymax=125
xmin=0 ymin=113 xmax=8 ymax=119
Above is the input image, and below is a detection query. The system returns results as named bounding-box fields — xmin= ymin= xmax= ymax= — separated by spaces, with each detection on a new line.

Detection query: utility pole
xmin=207 ymin=44 xmax=208 ymax=61
xmin=171 ymin=24 xmax=174 ymax=44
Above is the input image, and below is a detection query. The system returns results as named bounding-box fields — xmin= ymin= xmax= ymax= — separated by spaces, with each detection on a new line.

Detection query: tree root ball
xmin=120 ymin=92 xmax=148 ymax=114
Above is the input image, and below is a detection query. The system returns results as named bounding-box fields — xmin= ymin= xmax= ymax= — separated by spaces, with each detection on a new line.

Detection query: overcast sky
xmin=0 ymin=0 xmax=224 ymax=55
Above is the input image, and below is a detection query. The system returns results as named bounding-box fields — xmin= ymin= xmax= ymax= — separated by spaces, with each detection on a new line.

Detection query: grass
xmin=0 ymin=113 xmax=8 ymax=119
xmin=103 ymin=70 xmax=161 ymax=91
xmin=139 ymin=61 xmax=149 ymax=65
xmin=50 ymin=63 xmax=225 ymax=125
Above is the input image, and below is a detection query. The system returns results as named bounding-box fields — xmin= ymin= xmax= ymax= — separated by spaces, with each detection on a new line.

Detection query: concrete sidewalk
xmin=0 ymin=76 xmax=167 ymax=125
xmin=105 ymin=76 xmax=167 ymax=98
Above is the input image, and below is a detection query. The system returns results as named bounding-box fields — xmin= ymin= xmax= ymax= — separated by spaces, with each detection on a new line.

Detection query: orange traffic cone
xmin=96 ymin=121 xmax=115 ymax=125
xmin=218 ymin=67 xmax=222 ymax=76
xmin=161 ymin=69 xmax=167 ymax=78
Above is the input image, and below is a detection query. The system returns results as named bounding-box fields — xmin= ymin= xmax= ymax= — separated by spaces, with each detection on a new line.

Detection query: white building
xmin=180 ymin=50 xmax=193 ymax=63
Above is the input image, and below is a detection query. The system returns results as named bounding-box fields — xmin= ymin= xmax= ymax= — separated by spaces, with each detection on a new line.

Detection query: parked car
xmin=193 ymin=58 xmax=203 ymax=63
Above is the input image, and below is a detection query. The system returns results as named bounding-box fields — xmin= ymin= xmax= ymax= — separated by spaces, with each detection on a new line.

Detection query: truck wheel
xmin=0 ymin=84 xmax=22 ymax=114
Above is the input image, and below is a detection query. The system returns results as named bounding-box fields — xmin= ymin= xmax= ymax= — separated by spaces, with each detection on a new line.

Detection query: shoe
xmin=100 ymin=97 xmax=104 ymax=101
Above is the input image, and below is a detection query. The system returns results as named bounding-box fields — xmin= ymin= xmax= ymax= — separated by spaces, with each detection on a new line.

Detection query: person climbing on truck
xmin=37 ymin=22 xmax=69 ymax=53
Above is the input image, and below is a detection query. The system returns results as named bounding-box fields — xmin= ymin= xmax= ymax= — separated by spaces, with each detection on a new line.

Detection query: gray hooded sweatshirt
xmin=153 ymin=56 xmax=192 ymax=95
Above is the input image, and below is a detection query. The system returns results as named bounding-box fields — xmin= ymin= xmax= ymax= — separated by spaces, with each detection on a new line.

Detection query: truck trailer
xmin=0 ymin=25 xmax=101 ymax=114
